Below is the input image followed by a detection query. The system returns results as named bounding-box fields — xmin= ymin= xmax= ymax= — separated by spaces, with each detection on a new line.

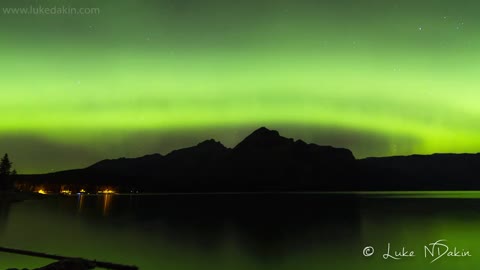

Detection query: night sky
xmin=1 ymin=0 xmax=479 ymax=173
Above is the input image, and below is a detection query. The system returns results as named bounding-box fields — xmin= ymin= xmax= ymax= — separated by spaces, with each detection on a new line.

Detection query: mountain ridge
xmin=14 ymin=127 xmax=480 ymax=192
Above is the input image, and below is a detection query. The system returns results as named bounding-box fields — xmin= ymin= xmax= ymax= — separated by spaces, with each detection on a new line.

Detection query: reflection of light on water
xmin=77 ymin=194 xmax=84 ymax=213
xmin=103 ymin=194 xmax=112 ymax=216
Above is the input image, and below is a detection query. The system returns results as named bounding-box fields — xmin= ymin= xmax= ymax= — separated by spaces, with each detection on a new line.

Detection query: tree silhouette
xmin=0 ymin=154 xmax=15 ymax=190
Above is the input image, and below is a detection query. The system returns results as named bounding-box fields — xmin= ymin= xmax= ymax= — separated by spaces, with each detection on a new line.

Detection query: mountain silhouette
xmin=234 ymin=127 xmax=293 ymax=151
xmin=15 ymin=127 xmax=480 ymax=192
xmin=359 ymin=154 xmax=480 ymax=190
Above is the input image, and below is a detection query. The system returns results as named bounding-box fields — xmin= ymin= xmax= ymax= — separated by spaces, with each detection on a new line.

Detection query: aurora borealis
xmin=1 ymin=0 xmax=479 ymax=173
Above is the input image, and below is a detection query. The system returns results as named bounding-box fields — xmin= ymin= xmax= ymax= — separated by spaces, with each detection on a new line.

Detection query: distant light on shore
xmin=60 ymin=190 xmax=72 ymax=195
xmin=98 ymin=189 xmax=116 ymax=194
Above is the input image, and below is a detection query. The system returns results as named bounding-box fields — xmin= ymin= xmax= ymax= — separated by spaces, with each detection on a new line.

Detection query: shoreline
xmin=0 ymin=191 xmax=47 ymax=203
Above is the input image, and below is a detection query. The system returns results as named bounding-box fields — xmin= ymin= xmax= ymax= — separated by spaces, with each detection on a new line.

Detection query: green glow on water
xmin=356 ymin=191 xmax=480 ymax=199
xmin=2 ymin=193 xmax=480 ymax=269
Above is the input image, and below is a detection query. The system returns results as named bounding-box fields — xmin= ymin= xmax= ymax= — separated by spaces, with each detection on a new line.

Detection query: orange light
xmin=79 ymin=189 xmax=86 ymax=193
xmin=98 ymin=189 xmax=116 ymax=194
xmin=37 ymin=189 xmax=47 ymax=194
xmin=60 ymin=190 xmax=72 ymax=195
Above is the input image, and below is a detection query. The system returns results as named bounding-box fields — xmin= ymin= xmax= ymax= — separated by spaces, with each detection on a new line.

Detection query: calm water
xmin=1 ymin=192 xmax=480 ymax=269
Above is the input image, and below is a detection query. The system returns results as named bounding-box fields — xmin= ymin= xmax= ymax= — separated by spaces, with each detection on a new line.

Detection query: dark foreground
xmin=8 ymin=259 xmax=93 ymax=270
xmin=2 ymin=251 xmax=136 ymax=270
xmin=2 ymin=192 xmax=480 ymax=270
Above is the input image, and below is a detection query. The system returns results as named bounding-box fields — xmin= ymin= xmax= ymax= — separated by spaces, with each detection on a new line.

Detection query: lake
xmin=1 ymin=192 xmax=480 ymax=269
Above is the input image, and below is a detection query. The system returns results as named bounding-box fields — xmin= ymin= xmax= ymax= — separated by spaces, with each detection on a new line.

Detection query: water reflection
xmin=0 ymin=199 xmax=11 ymax=234
xmin=77 ymin=194 xmax=84 ymax=213
xmin=1 ymin=194 xmax=480 ymax=270
xmin=102 ymin=194 xmax=112 ymax=216
xmin=76 ymin=194 xmax=113 ymax=216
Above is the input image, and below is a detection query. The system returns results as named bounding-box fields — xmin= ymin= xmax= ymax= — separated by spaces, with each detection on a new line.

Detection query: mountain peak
xmin=251 ymin=127 xmax=279 ymax=136
xmin=234 ymin=127 xmax=293 ymax=151
xmin=166 ymin=139 xmax=228 ymax=159
xmin=196 ymin=139 xmax=226 ymax=150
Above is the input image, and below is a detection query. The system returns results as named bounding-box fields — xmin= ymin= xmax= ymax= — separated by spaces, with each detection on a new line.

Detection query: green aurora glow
xmin=1 ymin=0 xmax=479 ymax=173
